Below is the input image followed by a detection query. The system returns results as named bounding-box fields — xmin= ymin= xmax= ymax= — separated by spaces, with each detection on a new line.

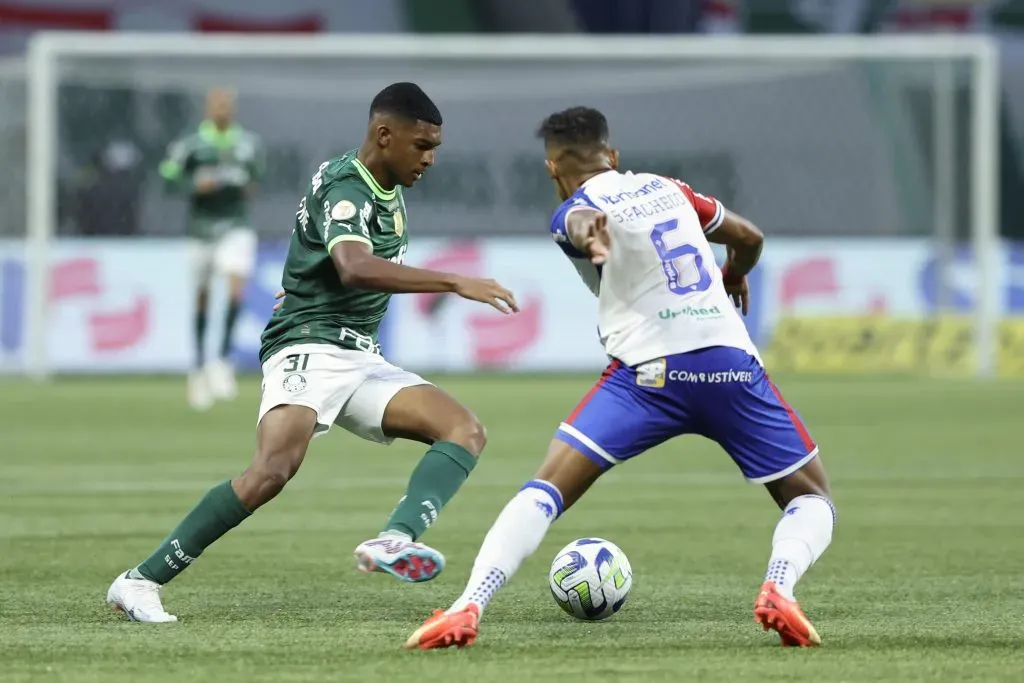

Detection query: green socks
xmin=136 ymin=481 xmax=251 ymax=585
xmin=221 ymin=300 xmax=242 ymax=358
xmin=194 ymin=308 xmax=207 ymax=367
xmin=132 ymin=444 xmax=475 ymax=584
xmin=383 ymin=441 xmax=478 ymax=541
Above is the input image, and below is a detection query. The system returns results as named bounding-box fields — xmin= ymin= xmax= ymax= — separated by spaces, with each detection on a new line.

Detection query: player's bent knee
xmin=766 ymin=456 xmax=831 ymax=508
xmin=533 ymin=439 xmax=605 ymax=511
xmin=253 ymin=463 xmax=292 ymax=497
xmin=236 ymin=450 xmax=302 ymax=510
xmin=798 ymin=455 xmax=831 ymax=497
xmin=442 ymin=411 xmax=487 ymax=457
xmin=236 ymin=413 xmax=311 ymax=510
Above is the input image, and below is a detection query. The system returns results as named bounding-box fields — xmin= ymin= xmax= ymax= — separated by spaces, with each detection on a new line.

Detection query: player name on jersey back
xmin=593 ymin=176 xmax=688 ymax=223
xmin=549 ymin=170 xmax=759 ymax=367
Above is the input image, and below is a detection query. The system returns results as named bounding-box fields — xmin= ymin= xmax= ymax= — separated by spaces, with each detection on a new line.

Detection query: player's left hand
xmin=272 ymin=290 xmax=285 ymax=312
xmin=722 ymin=268 xmax=749 ymax=316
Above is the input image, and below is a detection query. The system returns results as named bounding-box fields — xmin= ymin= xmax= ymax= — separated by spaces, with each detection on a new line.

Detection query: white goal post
xmin=24 ymin=32 xmax=1000 ymax=379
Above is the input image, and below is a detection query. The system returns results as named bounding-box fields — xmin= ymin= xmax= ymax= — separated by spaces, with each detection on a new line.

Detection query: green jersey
xmin=259 ymin=150 xmax=409 ymax=363
xmin=159 ymin=120 xmax=265 ymax=241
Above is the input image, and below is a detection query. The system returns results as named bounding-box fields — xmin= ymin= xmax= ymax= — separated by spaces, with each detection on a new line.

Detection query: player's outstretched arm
xmin=331 ymin=242 xmax=519 ymax=314
xmin=564 ymin=209 xmax=611 ymax=265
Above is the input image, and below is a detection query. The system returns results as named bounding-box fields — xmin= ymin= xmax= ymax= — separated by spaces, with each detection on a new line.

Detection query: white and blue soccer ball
xmin=548 ymin=537 xmax=633 ymax=621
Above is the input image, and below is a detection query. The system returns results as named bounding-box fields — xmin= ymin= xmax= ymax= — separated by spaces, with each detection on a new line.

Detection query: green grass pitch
xmin=2 ymin=374 xmax=1022 ymax=682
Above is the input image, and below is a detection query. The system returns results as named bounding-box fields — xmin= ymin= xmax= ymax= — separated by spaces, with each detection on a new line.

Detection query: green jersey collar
xmin=199 ymin=120 xmax=242 ymax=148
xmin=352 ymin=158 xmax=397 ymax=201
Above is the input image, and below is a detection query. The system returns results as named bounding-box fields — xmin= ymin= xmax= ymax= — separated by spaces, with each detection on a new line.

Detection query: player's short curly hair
xmin=536 ymin=107 xmax=609 ymax=150
xmin=370 ymin=82 xmax=442 ymax=126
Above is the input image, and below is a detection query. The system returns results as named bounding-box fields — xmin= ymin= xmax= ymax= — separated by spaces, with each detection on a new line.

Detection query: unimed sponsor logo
xmin=658 ymin=305 xmax=724 ymax=320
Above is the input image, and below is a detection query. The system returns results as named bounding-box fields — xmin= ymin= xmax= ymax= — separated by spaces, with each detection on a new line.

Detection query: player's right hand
xmin=722 ymin=268 xmax=750 ymax=316
xmin=453 ymin=277 xmax=519 ymax=314
xmin=272 ymin=290 xmax=285 ymax=311
xmin=580 ymin=212 xmax=611 ymax=265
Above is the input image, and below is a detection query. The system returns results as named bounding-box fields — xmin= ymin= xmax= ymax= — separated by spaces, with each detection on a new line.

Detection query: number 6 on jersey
xmin=649 ymin=218 xmax=713 ymax=296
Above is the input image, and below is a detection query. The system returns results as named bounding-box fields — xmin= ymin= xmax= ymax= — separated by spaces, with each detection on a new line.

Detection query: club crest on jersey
xmin=331 ymin=200 xmax=357 ymax=221
xmin=393 ymin=211 xmax=404 ymax=237
xmin=282 ymin=374 xmax=307 ymax=393
xmin=635 ymin=358 xmax=666 ymax=388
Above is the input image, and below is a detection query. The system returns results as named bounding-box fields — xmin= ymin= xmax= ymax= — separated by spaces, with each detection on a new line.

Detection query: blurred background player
xmin=159 ymin=87 xmax=265 ymax=410
xmin=407 ymin=107 xmax=836 ymax=650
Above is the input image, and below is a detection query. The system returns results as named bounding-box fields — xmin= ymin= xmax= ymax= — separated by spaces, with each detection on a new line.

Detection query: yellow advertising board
xmin=763 ymin=316 xmax=1024 ymax=377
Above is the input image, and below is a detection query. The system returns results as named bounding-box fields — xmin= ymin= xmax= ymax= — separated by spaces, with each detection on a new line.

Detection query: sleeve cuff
xmin=327 ymin=234 xmax=372 ymax=252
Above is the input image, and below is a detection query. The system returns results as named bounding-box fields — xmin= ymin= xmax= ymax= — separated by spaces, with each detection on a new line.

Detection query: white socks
xmin=449 ymin=480 xmax=563 ymax=614
xmin=764 ymin=494 xmax=836 ymax=599
xmin=447 ymin=485 xmax=832 ymax=615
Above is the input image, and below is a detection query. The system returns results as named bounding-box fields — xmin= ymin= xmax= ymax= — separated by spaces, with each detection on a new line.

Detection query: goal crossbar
xmin=29 ymin=32 xmax=996 ymax=60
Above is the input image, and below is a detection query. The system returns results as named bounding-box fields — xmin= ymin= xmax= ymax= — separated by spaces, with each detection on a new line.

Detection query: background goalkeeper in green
xmin=106 ymin=82 xmax=520 ymax=623
xmin=159 ymin=87 xmax=265 ymax=411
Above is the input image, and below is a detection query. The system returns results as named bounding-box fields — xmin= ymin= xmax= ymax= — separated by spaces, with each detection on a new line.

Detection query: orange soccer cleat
xmin=754 ymin=580 xmax=821 ymax=647
xmin=404 ymin=605 xmax=480 ymax=651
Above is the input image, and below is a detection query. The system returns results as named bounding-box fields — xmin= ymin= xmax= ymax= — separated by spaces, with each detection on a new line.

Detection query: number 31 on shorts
xmin=284 ymin=354 xmax=310 ymax=372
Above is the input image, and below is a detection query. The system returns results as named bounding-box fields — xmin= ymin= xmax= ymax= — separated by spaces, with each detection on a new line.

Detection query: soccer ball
xmin=548 ymin=537 xmax=632 ymax=621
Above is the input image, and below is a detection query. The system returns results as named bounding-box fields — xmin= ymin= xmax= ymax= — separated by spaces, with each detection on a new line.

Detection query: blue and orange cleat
xmin=754 ymin=580 xmax=821 ymax=647
xmin=404 ymin=605 xmax=480 ymax=651
xmin=353 ymin=537 xmax=445 ymax=583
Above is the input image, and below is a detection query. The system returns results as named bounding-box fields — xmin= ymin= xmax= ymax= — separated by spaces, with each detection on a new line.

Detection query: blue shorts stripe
xmin=553 ymin=428 xmax=614 ymax=471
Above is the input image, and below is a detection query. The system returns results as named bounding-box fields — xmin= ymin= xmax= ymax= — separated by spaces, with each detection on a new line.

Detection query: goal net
xmin=12 ymin=33 xmax=1004 ymax=377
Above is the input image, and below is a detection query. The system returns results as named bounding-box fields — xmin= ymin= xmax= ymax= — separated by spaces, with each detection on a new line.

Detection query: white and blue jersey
xmin=550 ymin=170 xmax=817 ymax=483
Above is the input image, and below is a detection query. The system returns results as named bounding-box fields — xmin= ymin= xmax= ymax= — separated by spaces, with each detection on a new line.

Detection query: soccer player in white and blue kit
xmin=406 ymin=107 xmax=836 ymax=650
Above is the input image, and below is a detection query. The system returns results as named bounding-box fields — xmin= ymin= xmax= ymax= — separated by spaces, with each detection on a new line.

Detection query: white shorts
xmin=188 ymin=226 xmax=258 ymax=285
xmin=257 ymin=343 xmax=432 ymax=444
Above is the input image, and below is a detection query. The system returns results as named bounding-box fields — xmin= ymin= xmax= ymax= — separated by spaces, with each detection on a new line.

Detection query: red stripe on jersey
xmin=567 ymin=359 xmax=621 ymax=424
xmin=768 ymin=381 xmax=817 ymax=453
xmin=665 ymin=177 xmax=720 ymax=232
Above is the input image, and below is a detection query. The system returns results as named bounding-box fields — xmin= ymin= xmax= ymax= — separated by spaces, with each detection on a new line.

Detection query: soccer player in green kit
xmin=160 ymin=87 xmax=265 ymax=411
xmin=107 ymin=83 xmax=519 ymax=623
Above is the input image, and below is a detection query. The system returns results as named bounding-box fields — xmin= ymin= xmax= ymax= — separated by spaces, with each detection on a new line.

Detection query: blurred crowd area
xmin=0 ymin=0 xmax=1023 ymax=241
xmin=2 ymin=0 xmax=1024 ymax=42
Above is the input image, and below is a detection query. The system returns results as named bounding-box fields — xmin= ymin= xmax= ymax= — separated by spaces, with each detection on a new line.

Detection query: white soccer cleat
xmin=187 ymin=369 xmax=214 ymax=411
xmin=354 ymin=537 xmax=446 ymax=583
xmin=206 ymin=359 xmax=238 ymax=401
xmin=106 ymin=570 xmax=178 ymax=623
